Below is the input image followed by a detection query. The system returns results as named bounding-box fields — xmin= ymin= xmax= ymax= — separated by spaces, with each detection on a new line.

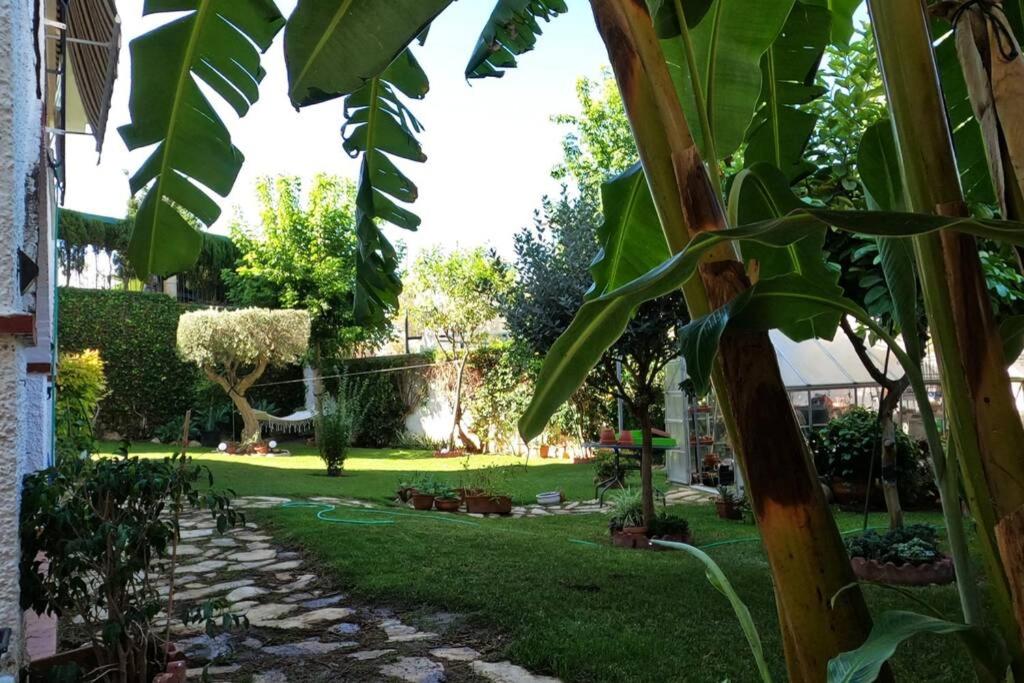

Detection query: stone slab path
xmin=163 ymin=497 xmax=561 ymax=682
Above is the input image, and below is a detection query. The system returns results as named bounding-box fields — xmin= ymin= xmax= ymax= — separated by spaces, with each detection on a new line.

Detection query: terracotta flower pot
xmin=253 ymin=443 xmax=270 ymax=454
xmin=434 ymin=497 xmax=461 ymax=512
xmin=465 ymin=495 xmax=513 ymax=515
xmin=539 ymin=444 xmax=550 ymax=459
xmin=410 ymin=493 xmax=435 ymax=511
xmin=851 ymin=555 xmax=955 ymax=586
xmin=715 ymin=500 xmax=742 ymax=520
xmin=599 ymin=427 xmax=617 ymax=444
xmin=611 ymin=527 xmax=650 ymax=549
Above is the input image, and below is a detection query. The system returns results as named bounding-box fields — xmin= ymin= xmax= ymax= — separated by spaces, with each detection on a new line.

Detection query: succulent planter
xmin=715 ymin=500 xmax=742 ymax=520
xmin=410 ymin=493 xmax=435 ymax=511
xmin=434 ymin=497 xmax=461 ymax=512
xmin=851 ymin=555 xmax=955 ymax=586
xmin=465 ymin=495 xmax=513 ymax=515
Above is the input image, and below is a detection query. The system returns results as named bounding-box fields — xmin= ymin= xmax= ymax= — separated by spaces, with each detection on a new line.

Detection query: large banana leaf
xmin=803 ymin=0 xmax=863 ymax=46
xmin=118 ymin=0 xmax=284 ymax=279
xmin=727 ymin=163 xmax=841 ymax=339
xmin=744 ymin=3 xmax=831 ymax=181
xmin=465 ymin=0 xmax=568 ymax=79
xmin=652 ymin=540 xmax=774 ymax=683
xmin=342 ymin=50 xmax=429 ymax=321
xmin=518 ymin=208 xmax=1024 ymax=440
xmin=285 ymin=0 xmax=452 ymax=107
xmin=588 ymin=164 xmax=670 ymax=298
xmin=662 ymin=0 xmax=794 ymax=161
xmin=827 ymin=610 xmax=1008 ymax=683
xmin=645 ymin=0 xmax=714 ymax=38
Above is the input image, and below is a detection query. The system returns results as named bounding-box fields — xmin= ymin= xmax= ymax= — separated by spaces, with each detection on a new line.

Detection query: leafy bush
xmin=154 ymin=415 xmax=201 ymax=444
xmin=593 ymin=450 xmax=629 ymax=484
xmin=648 ymin=513 xmax=690 ymax=538
xmin=607 ymin=487 xmax=644 ymax=530
xmin=56 ymin=349 xmax=108 ymax=458
xmin=316 ymin=386 xmax=366 ymax=476
xmin=809 ymin=406 xmax=935 ymax=505
xmin=328 ymin=354 xmax=430 ymax=448
xmin=20 ymin=447 xmax=242 ymax=679
xmin=845 ymin=524 xmax=941 ymax=566
xmin=59 ymin=288 xmax=199 ymax=438
xmin=467 ymin=341 xmax=535 ymax=451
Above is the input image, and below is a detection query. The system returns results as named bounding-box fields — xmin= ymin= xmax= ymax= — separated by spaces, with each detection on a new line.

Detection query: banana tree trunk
xmin=869 ymin=0 xmax=1024 ymax=665
xmin=589 ymin=1 xmax=877 ymax=679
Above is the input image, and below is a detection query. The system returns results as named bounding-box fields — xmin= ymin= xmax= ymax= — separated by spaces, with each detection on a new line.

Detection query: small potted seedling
xmin=433 ymin=484 xmax=462 ymax=512
xmin=409 ymin=475 xmax=438 ymax=511
xmin=715 ymin=486 xmax=743 ymax=520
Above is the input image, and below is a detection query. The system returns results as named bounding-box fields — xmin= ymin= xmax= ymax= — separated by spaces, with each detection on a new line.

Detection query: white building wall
xmin=0 ymin=0 xmax=50 ymax=674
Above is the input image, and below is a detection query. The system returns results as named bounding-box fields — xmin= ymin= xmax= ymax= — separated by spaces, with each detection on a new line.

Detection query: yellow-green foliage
xmin=177 ymin=308 xmax=310 ymax=372
xmin=57 ymin=349 xmax=108 ymax=456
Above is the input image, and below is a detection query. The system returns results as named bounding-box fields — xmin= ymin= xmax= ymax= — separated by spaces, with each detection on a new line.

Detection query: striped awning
xmin=65 ymin=0 xmax=121 ymax=152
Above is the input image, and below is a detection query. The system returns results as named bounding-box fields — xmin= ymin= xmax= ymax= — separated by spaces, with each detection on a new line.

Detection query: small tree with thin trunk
xmin=403 ymin=247 xmax=510 ymax=452
xmin=177 ymin=308 xmax=310 ymax=443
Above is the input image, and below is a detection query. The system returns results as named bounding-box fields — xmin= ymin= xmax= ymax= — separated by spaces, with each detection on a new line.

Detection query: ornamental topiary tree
xmin=177 ymin=308 xmax=310 ymax=443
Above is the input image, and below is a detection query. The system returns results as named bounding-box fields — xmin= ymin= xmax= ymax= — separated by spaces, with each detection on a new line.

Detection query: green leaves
xmin=118 ymin=0 xmax=285 ymax=279
xmin=589 ymin=164 xmax=669 ymax=298
xmin=646 ymin=0 xmax=714 ymax=38
xmin=744 ymin=2 xmax=831 ymax=181
xmin=664 ymin=0 xmax=794 ymax=160
xmin=826 ymin=610 xmax=1008 ymax=683
xmin=653 ymin=540 xmax=773 ymax=683
xmin=803 ymin=0 xmax=863 ymax=47
xmin=519 ymin=205 xmax=1024 ymax=440
xmin=284 ymin=0 xmax=452 ymax=107
xmin=465 ymin=0 xmax=569 ymax=79
xmin=858 ymin=121 xmax=904 ymax=211
xmin=342 ymin=50 xmax=429 ymax=321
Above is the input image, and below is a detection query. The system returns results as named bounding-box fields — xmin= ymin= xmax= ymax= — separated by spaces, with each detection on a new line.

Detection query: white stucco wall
xmin=0 ymin=0 xmax=47 ymax=673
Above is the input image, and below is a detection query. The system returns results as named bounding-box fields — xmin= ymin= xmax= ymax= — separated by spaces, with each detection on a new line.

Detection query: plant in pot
xmin=196 ymin=403 xmax=230 ymax=448
xmin=844 ymin=524 xmax=953 ymax=586
xmin=409 ymin=475 xmax=438 ymax=511
xmin=396 ymin=478 xmax=416 ymax=502
xmin=20 ymin=443 xmax=243 ymax=682
xmin=608 ymin=488 xmax=647 ymax=549
xmin=463 ymin=465 xmax=514 ymax=515
xmin=648 ymin=513 xmax=692 ymax=546
xmin=714 ymin=486 xmax=744 ymax=520
xmin=433 ymin=484 xmax=462 ymax=512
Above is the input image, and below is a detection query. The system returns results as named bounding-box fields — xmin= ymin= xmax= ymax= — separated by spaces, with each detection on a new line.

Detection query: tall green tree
xmin=403 ymin=246 xmax=511 ymax=451
xmin=224 ymin=175 xmax=394 ymax=378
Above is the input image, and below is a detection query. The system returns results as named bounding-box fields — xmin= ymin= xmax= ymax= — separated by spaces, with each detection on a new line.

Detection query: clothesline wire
xmin=248 ymin=359 xmax=459 ymax=389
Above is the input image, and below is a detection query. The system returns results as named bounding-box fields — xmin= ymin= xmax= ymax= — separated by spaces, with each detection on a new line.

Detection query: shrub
xmin=809 ymin=406 xmax=935 ymax=505
xmin=467 ymin=341 xmax=535 ymax=452
xmin=607 ymin=487 xmax=644 ymax=530
xmin=56 ymin=349 xmax=108 ymax=458
xmin=328 ymin=354 xmax=430 ymax=448
xmin=648 ymin=513 xmax=690 ymax=539
xmin=59 ymin=288 xmax=199 ymax=438
xmin=593 ymin=450 xmax=629 ymax=484
xmin=20 ymin=448 xmax=242 ymax=679
xmin=845 ymin=524 xmax=941 ymax=566
xmin=316 ymin=386 xmax=366 ymax=476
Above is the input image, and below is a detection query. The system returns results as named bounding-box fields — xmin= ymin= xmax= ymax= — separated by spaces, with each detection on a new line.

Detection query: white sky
xmin=63 ymin=0 xmax=610 ymax=259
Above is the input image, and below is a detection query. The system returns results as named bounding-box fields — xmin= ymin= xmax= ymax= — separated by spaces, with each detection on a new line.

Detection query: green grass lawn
xmin=102 ymin=441 xmax=983 ymax=682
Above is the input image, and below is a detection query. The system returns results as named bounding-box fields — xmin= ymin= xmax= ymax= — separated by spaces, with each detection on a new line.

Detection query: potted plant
xmin=608 ymin=488 xmax=647 ymax=548
xmin=409 ymin=475 xmax=438 ymax=511
xmin=20 ymin=445 xmax=245 ymax=681
xmin=539 ymin=444 xmax=550 ymax=459
xmin=648 ymin=513 xmax=692 ymax=546
xmin=845 ymin=524 xmax=954 ymax=586
xmin=433 ymin=485 xmax=462 ymax=512
xmin=463 ymin=466 xmax=514 ymax=515
xmin=715 ymin=486 xmax=743 ymax=520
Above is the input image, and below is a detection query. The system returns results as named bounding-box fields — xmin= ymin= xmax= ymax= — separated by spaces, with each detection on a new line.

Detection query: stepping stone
xmin=231 ymin=600 xmax=260 ymax=612
xmin=227 ymin=548 xmax=277 ymax=562
xmin=282 ymin=592 xmax=316 ymax=604
xmin=302 ymin=594 xmax=345 ymax=609
xmin=242 ymin=637 xmax=264 ymax=649
xmin=209 ymin=538 xmax=237 ymax=547
xmin=430 ymin=647 xmax=481 ymax=662
xmin=277 ymin=574 xmax=316 ymax=592
xmin=247 ymin=541 xmax=272 ymax=550
xmin=260 ymin=560 xmax=302 ymax=572
xmin=186 ymin=664 xmax=239 ymax=678
xmin=244 ymin=603 xmax=300 ymax=626
xmin=175 ymin=560 xmax=228 ymax=575
xmin=330 ymin=623 xmax=361 ymax=636
xmin=225 ymin=585 xmax=268 ymax=603
xmin=310 ymin=496 xmax=342 ymax=503
xmin=177 ymin=633 xmax=233 ymax=663
xmin=349 ymin=649 xmax=396 ymax=661
xmin=174 ymin=544 xmax=203 ymax=556
xmin=381 ymin=618 xmax=438 ymax=642
xmin=268 ymin=607 xmax=355 ymax=630
xmin=175 ymin=579 xmax=253 ymax=602
xmin=379 ymin=657 xmax=445 ymax=683
xmin=260 ymin=638 xmax=356 ymax=657
xmin=277 ymin=551 xmax=301 ymax=561
xmin=471 ymin=661 xmax=561 ymax=683
xmin=237 ymin=533 xmax=272 ymax=542
xmin=180 ymin=529 xmax=214 ymax=539
xmin=253 ymin=672 xmax=288 ymax=683
xmin=236 ymin=559 xmax=277 ymax=571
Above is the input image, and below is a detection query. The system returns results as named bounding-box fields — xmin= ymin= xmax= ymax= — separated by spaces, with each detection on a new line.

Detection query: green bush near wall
xmin=59 ymin=288 xmax=200 ymax=438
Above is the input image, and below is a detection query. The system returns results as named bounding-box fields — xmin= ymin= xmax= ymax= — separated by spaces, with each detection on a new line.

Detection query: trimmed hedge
xmin=59 ymin=288 xmax=199 ymax=438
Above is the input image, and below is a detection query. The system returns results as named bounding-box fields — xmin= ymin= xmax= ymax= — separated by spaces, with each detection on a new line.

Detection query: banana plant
xmin=118 ymin=0 xmax=285 ymax=279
